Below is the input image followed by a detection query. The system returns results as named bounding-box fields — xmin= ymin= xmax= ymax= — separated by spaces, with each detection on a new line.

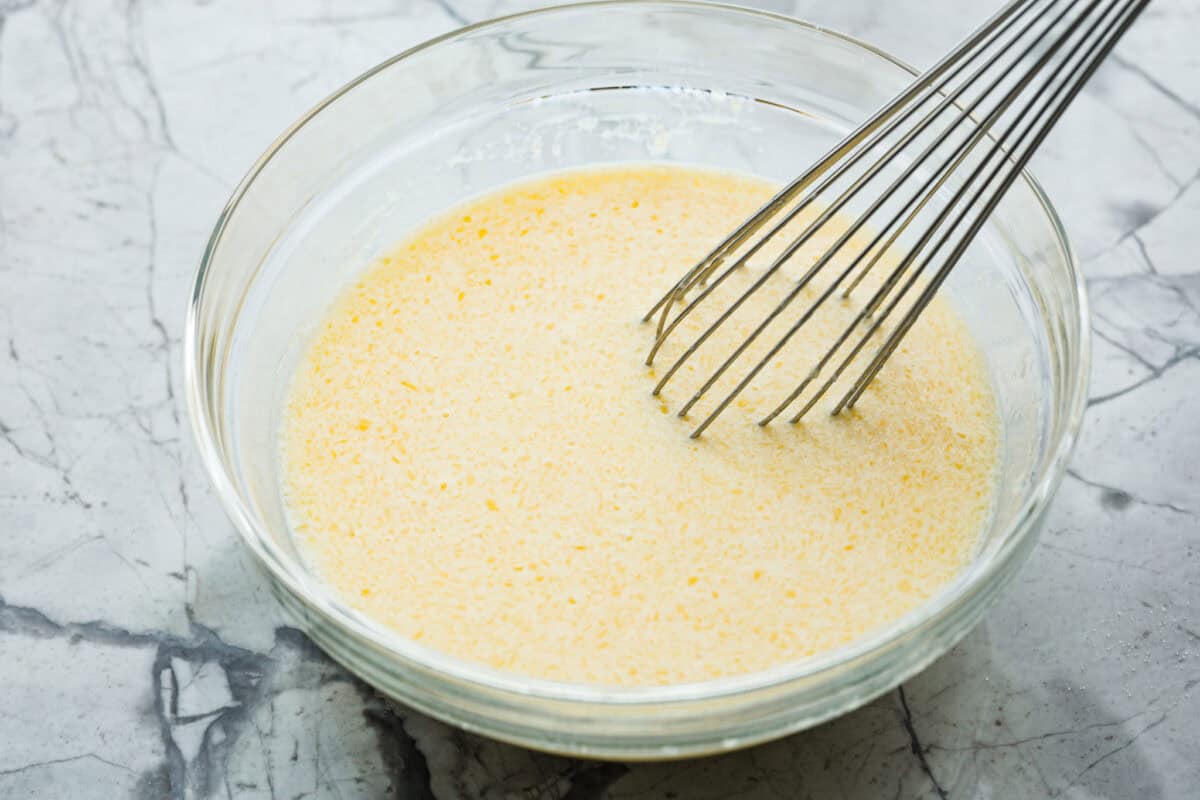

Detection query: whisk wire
xmin=834 ymin=0 xmax=1147 ymax=415
xmin=805 ymin=0 xmax=1135 ymax=423
xmin=644 ymin=0 xmax=1146 ymax=436
xmin=650 ymin=0 xmax=1050 ymax=398
xmin=641 ymin=0 xmax=1041 ymax=334
xmin=686 ymin=0 xmax=1109 ymax=436
xmin=781 ymin=0 xmax=1123 ymax=423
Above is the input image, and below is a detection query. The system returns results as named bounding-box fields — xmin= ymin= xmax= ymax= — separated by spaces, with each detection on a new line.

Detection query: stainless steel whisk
xmin=645 ymin=0 xmax=1147 ymax=437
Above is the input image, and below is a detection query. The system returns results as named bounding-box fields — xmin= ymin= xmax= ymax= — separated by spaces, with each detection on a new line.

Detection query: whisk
xmin=644 ymin=0 xmax=1146 ymax=437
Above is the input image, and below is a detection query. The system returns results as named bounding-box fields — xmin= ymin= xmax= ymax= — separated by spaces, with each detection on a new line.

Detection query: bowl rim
xmin=184 ymin=0 xmax=1091 ymax=705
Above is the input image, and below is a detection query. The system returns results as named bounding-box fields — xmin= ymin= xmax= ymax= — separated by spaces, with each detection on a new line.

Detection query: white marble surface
xmin=1 ymin=0 xmax=1196 ymax=797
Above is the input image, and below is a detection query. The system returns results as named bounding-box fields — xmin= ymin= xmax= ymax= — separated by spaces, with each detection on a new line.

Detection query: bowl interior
xmin=194 ymin=2 xmax=1082 ymax=696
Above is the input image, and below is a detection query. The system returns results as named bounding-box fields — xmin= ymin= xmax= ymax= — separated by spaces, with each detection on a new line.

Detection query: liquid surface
xmin=282 ymin=166 xmax=999 ymax=686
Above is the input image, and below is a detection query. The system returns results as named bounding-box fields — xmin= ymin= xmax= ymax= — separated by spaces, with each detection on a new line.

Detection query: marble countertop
xmin=1 ymin=0 xmax=1196 ymax=797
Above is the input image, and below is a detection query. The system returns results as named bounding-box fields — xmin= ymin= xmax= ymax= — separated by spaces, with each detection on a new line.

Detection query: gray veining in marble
xmin=1 ymin=0 xmax=1196 ymax=797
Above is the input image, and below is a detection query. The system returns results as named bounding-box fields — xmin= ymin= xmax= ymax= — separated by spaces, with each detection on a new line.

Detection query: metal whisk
xmin=645 ymin=0 xmax=1147 ymax=437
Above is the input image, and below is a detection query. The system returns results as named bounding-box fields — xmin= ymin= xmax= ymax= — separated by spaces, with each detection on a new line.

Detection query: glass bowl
xmin=185 ymin=0 xmax=1089 ymax=759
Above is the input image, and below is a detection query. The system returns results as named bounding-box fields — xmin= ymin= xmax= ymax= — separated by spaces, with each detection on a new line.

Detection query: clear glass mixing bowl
xmin=185 ymin=0 xmax=1089 ymax=759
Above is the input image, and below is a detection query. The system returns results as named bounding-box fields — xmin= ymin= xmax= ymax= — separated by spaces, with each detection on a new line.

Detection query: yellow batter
xmin=282 ymin=165 xmax=998 ymax=686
